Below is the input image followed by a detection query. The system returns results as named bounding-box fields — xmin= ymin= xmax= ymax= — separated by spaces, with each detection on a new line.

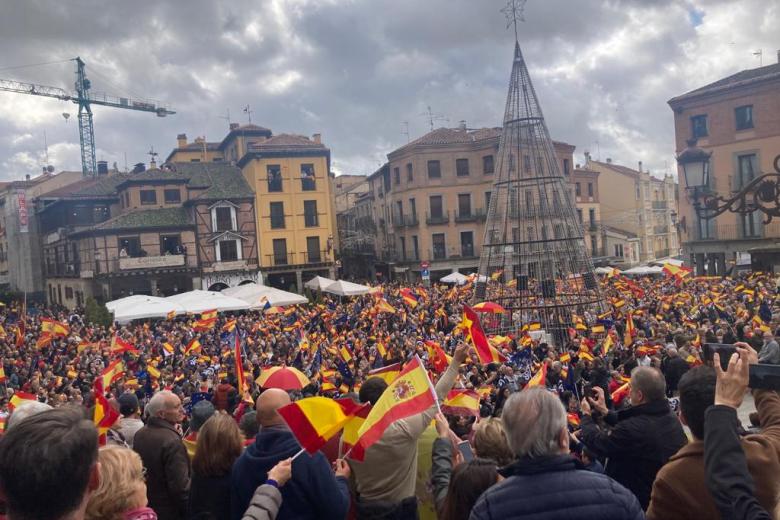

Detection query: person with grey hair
xmin=579 ymin=366 xmax=687 ymax=510
xmin=470 ymin=388 xmax=643 ymax=520
xmin=133 ymin=389 xmax=191 ymax=520
xmin=5 ymin=400 xmax=53 ymax=430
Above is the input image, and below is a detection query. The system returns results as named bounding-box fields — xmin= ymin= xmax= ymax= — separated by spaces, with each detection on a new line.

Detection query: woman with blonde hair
xmin=189 ymin=412 xmax=244 ymax=519
xmin=85 ymin=445 xmax=155 ymax=520
xmin=473 ymin=416 xmax=514 ymax=466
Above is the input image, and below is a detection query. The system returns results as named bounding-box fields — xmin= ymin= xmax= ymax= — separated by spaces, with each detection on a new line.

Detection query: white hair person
xmin=501 ymin=387 xmax=568 ymax=459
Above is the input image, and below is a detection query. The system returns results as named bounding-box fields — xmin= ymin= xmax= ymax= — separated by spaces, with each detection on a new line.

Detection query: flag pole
xmin=417 ymin=354 xmax=444 ymax=416
xmin=291 ymin=447 xmax=307 ymax=461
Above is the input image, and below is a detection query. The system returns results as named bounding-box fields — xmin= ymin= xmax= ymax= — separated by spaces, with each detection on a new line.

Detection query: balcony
xmin=654 ymin=224 xmax=670 ymax=234
xmin=426 ymin=247 xmax=480 ymax=262
xmin=455 ymin=208 xmax=487 ymax=223
xmin=393 ymin=214 xmax=419 ymax=228
xmin=119 ymin=254 xmax=185 ymax=270
xmin=206 ymin=259 xmax=250 ymax=272
xmin=692 ymin=222 xmax=780 ymax=241
xmin=266 ymin=252 xmax=296 ymax=267
xmin=652 ymin=200 xmax=668 ymax=210
xmin=301 ymin=250 xmax=331 ymax=264
xmin=426 ymin=211 xmax=450 ymax=225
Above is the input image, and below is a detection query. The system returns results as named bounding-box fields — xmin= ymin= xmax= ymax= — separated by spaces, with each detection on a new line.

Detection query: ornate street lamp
xmin=677 ymin=139 xmax=780 ymax=223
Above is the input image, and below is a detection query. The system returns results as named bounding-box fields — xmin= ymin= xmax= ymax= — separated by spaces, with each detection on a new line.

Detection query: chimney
xmin=25 ymin=174 xmax=30 ymax=181
xmin=97 ymin=161 xmax=108 ymax=175
xmin=229 ymin=123 xmax=239 ymax=130
xmin=459 ymin=120 xmax=467 ymax=130
xmin=584 ymin=151 xmax=591 ymax=162
xmin=194 ymin=136 xmax=205 ymax=145
xmin=150 ymin=158 xmax=157 ymax=169
xmin=606 ymin=157 xmax=612 ymax=164
xmin=312 ymin=133 xmax=321 ymax=144
xmin=177 ymin=133 xmax=187 ymax=148
xmin=638 ymin=160 xmax=643 ymax=172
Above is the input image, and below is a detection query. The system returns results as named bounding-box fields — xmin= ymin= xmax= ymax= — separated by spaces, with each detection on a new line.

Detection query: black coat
xmin=662 ymin=356 xmax=689 ymax=394
xmin=580 ymin=398 xmax=687 ymax=510
xmin=133 ymin=417 xmax=191 ymax=520
xmin=189 ymin=472 xmax=230 ymax=520
xmin=469 ymin=454 xmax=643 ymax=520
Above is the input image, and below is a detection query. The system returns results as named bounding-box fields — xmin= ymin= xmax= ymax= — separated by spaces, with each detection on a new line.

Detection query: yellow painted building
xmin=167 ymin=124 xmax=335 ymax=291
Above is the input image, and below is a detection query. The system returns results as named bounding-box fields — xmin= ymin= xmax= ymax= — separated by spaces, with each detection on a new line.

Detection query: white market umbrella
xmin=165 ymin=290 xmax=250 ymax=313
xmin=223 ymin=283 xmax=308 ymax=308
xmin=107 ymin=296 xmax=185 ymax=323
xmin=304 ymin=276 xmax=336 ymax=291
xmin=652 ymin=257 xmax=684 ymax=267
xmin=323 ymin=280 xmax=371 ymax=296
xmin=440 ymin=272 xmax=469 ymax=285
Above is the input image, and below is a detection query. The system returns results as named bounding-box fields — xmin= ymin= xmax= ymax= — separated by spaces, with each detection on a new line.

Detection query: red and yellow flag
xmin=367 ymin=363 xmax=402 ymax=385
xmin=97 ymin=360 xmax=125 ymax=390
xmin=111 ymin=335 xmax=139 ymax=355
xmin=461 ymin=305 xmax=506 ymax=364
xmin=278 ymin=397 xmax=369 ymax=454
xmin=352 ymin=356 xmax=435 ymax=459
xmin=375 ymin=299 xmax=397 ymax=314
xmin=201 ymin=309 xmax=218 ymax=321
xmin=525 ymin=362 xmax=547 ymax=388
xmin=35 ymin=333 xmax=53 ymax=349
xmin=184 ymin=339 xmax=201 ymax=356
xmin=425 ymin=341 xmax=451 ymax=373
xmin=441 ymin=389 xmax=480 ymax=416
xmin=9 ymin=391 xmax=37 ymax=411
xmin=193 ymin=318 xmax=216 ymax=331
xmin=222 ymin=319 xmax=237 ymax=333
xmin=399 ymin=288 xmax=418 ymax=308
xmin=93 ymin=387 xmax=120 ymax=444
xmin=147 ymin=365 xmax=161 ymax=380
xmin=40 ymin=318 xmax=69 ymax=337
xmin=0 ymin=364 xmax=6 ymax=384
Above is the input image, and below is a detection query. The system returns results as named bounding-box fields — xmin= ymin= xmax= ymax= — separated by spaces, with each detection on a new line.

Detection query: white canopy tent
xmin=652 ymin=257 xmax=685 ymax=267
xmin=304 ymin=276 xmax=337 ymax=291
xmin=323 ymin=280 xmax=371 ymax=296
xmin=222 ymin=283 xmax=308 ymax=308
xmin=440 ymin=272 xmax=469 ymax=285
xmin=622 ymin=265 xmax=664 ymax=276
xmin=469 ymin=273 xmax=489 ymax=283
xmin=165 ymin=290 xmax=250 ymax=313
xmin=594 ymin=266 xmax=621 ymax=275
xmin=105 ymin=295 xmax=186 ymax=323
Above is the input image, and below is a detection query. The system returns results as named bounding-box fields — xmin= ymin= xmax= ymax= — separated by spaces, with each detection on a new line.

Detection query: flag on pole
xmin=97 ymin=360 xmax=125 ymax=390
xmin=525 ymin=362 xmax=547 ymax=388
xmin=234 ymin=334 xmax=249 ymax=398
xmin=111 ymin=335 xmax=139 ymax=355
xmin=40 ymin=318 xmax=69 ymax=337
xmin=441 ymin=389 xmax=480 ymax=416
xmin=167 ymin=310 xmax=176 ymax=320
xmin=367 ymin=363 xmax=402 ymax=384
xmin=9 ymin=391 xmax=37 ymax=411
xmin=461 ymin=305 xmax=506 ymax=364
xmin=277 ymin=397 xmax=369 ymax=454
xmin=184 ymin=339 xmax=201 ymax=356
xmin=424 ymin=341 xmax=451 ymax=373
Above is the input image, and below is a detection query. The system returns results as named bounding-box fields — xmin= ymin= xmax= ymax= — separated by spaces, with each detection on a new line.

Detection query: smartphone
xmin=457 ymin=440 xmax=474 ymax=462
xmin=703 ymin=343 xmax=737 ymax=371
xmin=749 ymin=364 xmax=780 ymax=390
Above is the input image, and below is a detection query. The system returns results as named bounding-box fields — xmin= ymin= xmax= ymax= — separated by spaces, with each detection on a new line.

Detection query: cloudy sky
xmin=0 ymin=0 xmax=776 ymax=181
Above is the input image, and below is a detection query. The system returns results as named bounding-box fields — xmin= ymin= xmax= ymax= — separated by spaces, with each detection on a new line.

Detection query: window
xmin=735 ymin=105 xmax=753 ymax=130
xmin=118 ymin=236 xmax=141 ymax=257
xmin=589 ymin=208 xmax=596 ymax=225
xmin=563 ymin=158 xmax=570 ymax=176
xmin=219 ymin=240 xmax=239 ymax=261
xmin=93 ymin=205 xmax=109 ymax=223
xmin=65 ymin=287 xmax=73 ymax=300
xmin=406 ymin=163 xmax=413 ymax=182
xmin=306 ymin=236 xmax=321 ymax=263
xmin=160 ymin=235 xmax=182 ymax=255
xmin=696 ymin=215 xmax=716 ymax=240
xmin=587 ymin=183 xmax=593 ymax=197
xmin=635 ymin=183 xmax=641 ymax=200
xmin=458 ymin=194 xmax=471 ymax=217
xmin=72 ymin=206 xmax=92 ymax=226
xmin=395 ymin=201 xmax=403 ymax=222
xmin=409 ymin=198 xmax=416 ymax=219
xmin=164 ymin=189 xmax=181 ymax=204
xmin=304 ymin=200 xmax=319 ymax=227
xmin=215 ymin=206 xmax=235 ymax=232
xmin=737 ymin=154 xmax=757 ymax=188
xmin=399 ymin=236 xmax=406 ymax=261
xmin=456 ymin=158 xmax=469 ymax=177
xmin=575 ymin=183 xmax=581 ymax=197
xmin=691 ymin=114 xmax=708 ymax=138
xmin=272 ymin=239 xmax=287 ymax=265
xmin=394 ymin=167 xmax=400 ymax=185
xmin=523 ymin=154 xmax=531 ymax=173
xmin=124 ymin=192 xmax=130 ymax=208
xmin=577 ymin=209 xmax=583 ymax=223
xmin=461 ymin=231 xmax=474 ymax=257
xmin=301 ymin=164 xmax=316 ymax=191
xmin=590 ymin=235 xmax=598 ymax=256
xmin=411 ymin=236 xmax=419 ymax=260
xmin=427 ymin=160 xmax=441 ymax=178
xmin=429 ymin=195 xmax=443 ymax=218
xmin=267 ymin=165 xmax=282 ymax=192
xmin=270 ymin=202 xmax=285 ymax=229
xmin=483 ymin=155 xmax=494 ymax=174
xmin=614 ymin=244 xmax=624 ymax=258
xmin=432 ymin=233 xmax=446 ymax=260
xmin=140 ymin=190 xmax=157 ymax=205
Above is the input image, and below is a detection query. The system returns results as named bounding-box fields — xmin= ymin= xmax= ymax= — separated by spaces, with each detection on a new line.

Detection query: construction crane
xmin=0 ymin=57 xmax=175 ymax=176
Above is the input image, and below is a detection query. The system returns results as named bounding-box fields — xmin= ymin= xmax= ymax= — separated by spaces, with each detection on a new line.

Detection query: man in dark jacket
xmin=230 ymin=388 xmax=350 ymax=520
xmin=661 ymin=346 xmax=689 ymax=396
xmin=470 ymin=387 xmax=643 ymax=520
xmin=133 ymin=390 xmax=191 ymax=520
xmin=579 ymin=366 xmax=687 ymax=510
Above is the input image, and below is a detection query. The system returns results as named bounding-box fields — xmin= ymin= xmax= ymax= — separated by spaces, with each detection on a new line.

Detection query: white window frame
xmin=211 ymin=203 xmax=237 ymax=232
xmin=215 ymin=238 xmax=242 ymax=262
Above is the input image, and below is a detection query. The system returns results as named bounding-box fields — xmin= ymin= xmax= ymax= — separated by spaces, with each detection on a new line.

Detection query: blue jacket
xmin=469 ymin=454 xmax=644 ymax=520
xmin=229 ymin=425 xmax=350 ymax=520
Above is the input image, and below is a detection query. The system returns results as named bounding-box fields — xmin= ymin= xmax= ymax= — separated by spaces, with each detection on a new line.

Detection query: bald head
xmin=256 ymin=388 xmax=291 ymax=427
xmin=630 ymin=366 xmax=666 ymax=405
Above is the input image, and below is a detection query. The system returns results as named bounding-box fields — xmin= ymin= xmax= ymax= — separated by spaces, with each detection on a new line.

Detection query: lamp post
xmin=677 ymin=139 xmax=780 ymax=223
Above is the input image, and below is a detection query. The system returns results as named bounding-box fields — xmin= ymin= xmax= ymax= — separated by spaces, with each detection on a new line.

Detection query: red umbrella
xmin=255 ymin=366 xmax=311 ymax=390
xmin=472 ymin=301 xmax=507 ymax=314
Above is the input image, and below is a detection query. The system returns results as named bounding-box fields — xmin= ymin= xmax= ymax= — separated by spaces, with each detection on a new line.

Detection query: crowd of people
xmin=0 ymin=270 xmax=780 ymax=519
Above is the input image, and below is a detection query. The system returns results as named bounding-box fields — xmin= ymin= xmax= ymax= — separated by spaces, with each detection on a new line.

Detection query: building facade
xmin=584 ymin=156 xmax=679 ymax=263
xmin=368 ymin=126 xmax=577 ymax=281
xmin=668 ymin=57 xmax=780 ymax=274
xmin=572 ymin=168 xmax=602 ymax=260
xmin=38 ymin=162 xmax=259 ymax=308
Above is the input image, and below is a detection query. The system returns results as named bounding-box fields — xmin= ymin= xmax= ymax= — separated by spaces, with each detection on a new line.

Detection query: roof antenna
xmin=753 ymin=49 xmax=763 ymax=66
xmin=401 ymin=121 xmax=410 ymax=143
xmin=501 ymin=0 xmax=527 ymax=43
xmin=243 ymin=104 xmax=253 ymax=123
xmin=148 ymin=146 xmax=158 ymax=168
xmin=419 ymin=105 xmax=447 ymax=132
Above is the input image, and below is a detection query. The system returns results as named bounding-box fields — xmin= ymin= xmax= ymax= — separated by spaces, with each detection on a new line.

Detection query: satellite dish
xmin=62 ymin=113 xmax=70 ymax=122
xmin=46 ymin=165 xmax=55 ymax=173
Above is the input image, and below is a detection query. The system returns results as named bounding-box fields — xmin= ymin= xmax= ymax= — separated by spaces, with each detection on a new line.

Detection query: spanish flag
xmin=590 ymin=324 xmax=605 ymax=334
xmin=461 ymin=305 xmax=506 ymax=364
xmin=147 ymin=365 xmax=161 ymax=380
xmin=624 ymin=313 xmax=635 ymax=346
xmin=15 ymin=326 xmax=24 ymax=348
xmin=0 ymin=364 xmax=6 ymax=384
xmin=193 ymin=318 xmax=216 ymax=331
xmin=184 ymin=339 xmax=201 ymax=356
xmin=222 ymin=319 xmax=237 ymax=333
xmin=77 ymin=340 xmax=92 ymax=354
xmin=97 ymin=360 xmax=125 ymax=390
xmin=367 ymin=363 xmax=402 ymax=385
xmin=400 ymin=288 xmax=418 ymax=308
xmin=93 ymin=387 xmax=120 ymax=444
xmin=162 ymin=342 xmax=175 ymax=356
xmin=201 ymin=309 xmax=218 ymax=321
xmin=353 ymin=356 xmax=436 ymax=457
xmin=559 ymin=353 xmax=571 ymax=363
xmin=425 ymin=340 xmax=451 ymax=373
xmin=602 ymin=334 xmax=614 ymax=355
xmin=40 ymin=317 xmax=69 ymax=337
xmin=441 ymin=389 xmax=480 ymax=416
xmin=9 ymin=391 xmax=37 ymax=411
xmin=341 ymin=401 xmax=374 ymax=460
xmin=339 ymin=345 xmax=353 ymax=363
xmin=375 ymin=299 xmax=397 ymax=314
xmin=490 ymin=269 xmax=503 ymax=281
xmin=611 ymin=381 xmax=631 ymax=406
xmin=167 ymin=310 xmax=176 ymax=320
xmin=579 ymin=351 xmax=595 ymax=362
xmin=278 ymin=397 xmax=369 ymax=454
xmin=234 ymin=334 xmax=249 ymax=398
xmin=525 ymin=362 xmax=547 ymax=388
xmin=376 ymin=342 xmax=387 ymax=359
xmin=36 ymin=333 xmax=53 ymax=349
xmin=111 ymin=335 xmax=139 ymax=355
xmin=528 ymin=322 xmax=542 ymax=331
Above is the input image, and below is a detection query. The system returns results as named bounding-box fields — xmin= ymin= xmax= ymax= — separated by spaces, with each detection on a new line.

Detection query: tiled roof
xmin=389 ymin=127 xmax=574 ymax=156
xmin=588 ymin=160 xmax=672 ymax=184
xmin=87 ymin=207 xmax=190 ymax=232
xmin=40 ymin=174 xmax=129 ymax=198
xmin=248 ymin=133 xmax=327 ymax=152
xmin=669 ymin=62 xmax=780 ymax=104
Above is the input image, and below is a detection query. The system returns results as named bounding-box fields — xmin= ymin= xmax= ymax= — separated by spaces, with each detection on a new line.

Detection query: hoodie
xmin=229 ymin=425 xmax=349 ymax=520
